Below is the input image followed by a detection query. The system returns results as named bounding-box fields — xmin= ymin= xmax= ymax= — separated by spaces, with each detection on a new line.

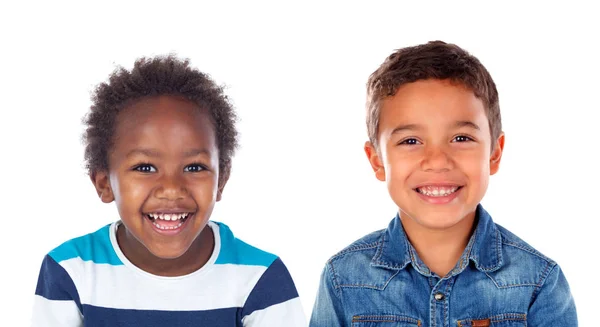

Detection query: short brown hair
xmin=366 ymin=40 xmax=501 ymax=149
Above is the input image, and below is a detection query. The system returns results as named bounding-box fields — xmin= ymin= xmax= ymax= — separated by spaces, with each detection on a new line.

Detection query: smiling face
xmin=92 ymin=95 xmax=223 ymax=261
xmin=365 ymin=79 xmax=504 ymax=231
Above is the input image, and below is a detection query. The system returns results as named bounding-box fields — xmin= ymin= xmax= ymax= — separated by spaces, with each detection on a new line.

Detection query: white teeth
xmin=152 ymin=221 xmax=184 ymax=230
xmin=147 ymin=213 xmax=190 ymax=220
xmin=417 ymin=186 xmax=459 ymax=197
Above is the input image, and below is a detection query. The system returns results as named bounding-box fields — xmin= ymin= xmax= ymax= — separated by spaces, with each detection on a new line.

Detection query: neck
xmin=117 ymin=224 xmax=214 ymax=277
xmin=401 ymin=211 xmax=476 ymax=277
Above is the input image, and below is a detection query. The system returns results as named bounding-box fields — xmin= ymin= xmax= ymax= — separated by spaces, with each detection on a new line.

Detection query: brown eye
xmin=453 ymin=135 xmax=473 ymax=142
xmin=184 ymin=164 xmax=206 ymax=172
xmin=399 ymin=138 xmax=420 ymax=145
xmin=134 ymin=164 xmax=156 ymax=173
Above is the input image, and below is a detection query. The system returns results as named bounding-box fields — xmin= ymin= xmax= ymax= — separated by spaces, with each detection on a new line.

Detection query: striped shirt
xmin=32 ymin=221 xmax=306 ymax=326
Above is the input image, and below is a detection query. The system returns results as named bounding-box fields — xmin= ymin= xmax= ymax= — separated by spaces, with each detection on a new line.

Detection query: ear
xmin=364 ymin=141 xmax=386 ymax=181
xmin=90 ymin=171 xmax=115 ymax=203
xmin=216 ymin=168 xmax=230 ymax=202
xmin=490 ymin=133 xmax=505 ymax=175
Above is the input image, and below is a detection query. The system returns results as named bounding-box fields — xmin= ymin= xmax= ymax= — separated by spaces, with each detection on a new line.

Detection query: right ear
xmin=90 ymin=170 xmax=115 ymax=203
xmin=364 ymin=141 xmax=386 ymax=182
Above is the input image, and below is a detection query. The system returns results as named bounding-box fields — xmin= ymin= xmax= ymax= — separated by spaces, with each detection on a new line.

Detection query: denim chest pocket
xmin=457 ymin=313 xmax=526 ymax=326
xmin=352 ymin=315 xmax=422 ymax=327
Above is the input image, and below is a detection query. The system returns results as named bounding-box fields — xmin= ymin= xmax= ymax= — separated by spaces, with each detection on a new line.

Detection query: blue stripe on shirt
xmin=214 ymin=222 xmax=277 ymax=267
xmin=242 ymin=257 xmax=300 ymax=317
xmin=48 ymin=224 xmax=122 ymax=265
xmin=82 ymin=305 xmax=240 ymax=326
xmin=35 ymin=254 xmax=83 ymax=313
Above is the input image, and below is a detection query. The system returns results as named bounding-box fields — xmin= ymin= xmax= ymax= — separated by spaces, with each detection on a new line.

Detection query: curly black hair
xmin=83 ymin=55 xmax=238 ymax=184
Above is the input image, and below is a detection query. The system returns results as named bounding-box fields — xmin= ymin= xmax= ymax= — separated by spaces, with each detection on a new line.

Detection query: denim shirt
xmin=309 ymin=205 xmax=577 ymax=327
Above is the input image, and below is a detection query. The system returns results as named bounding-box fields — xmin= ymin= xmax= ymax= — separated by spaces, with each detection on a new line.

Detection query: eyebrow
xmin=391 ymin=124 xmax=422 ymax=134
xmin=182 ymin=148 xmax=211 ymax=157
xmin=126 ymin=148 xmax=211 ymax=158
xmin=390 ymin=121 xmax=481 ymax=134
xmin=126 ymin=148 xmax=161 ymax=158
xmin=454 ymin=120 xmax=481 ymax=130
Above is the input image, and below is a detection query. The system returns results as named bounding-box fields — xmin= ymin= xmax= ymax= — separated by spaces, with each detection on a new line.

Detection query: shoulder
xmin=496 ymin=223 xmax=555 ymax=265
xmin=324 ymin=228 xmax=386 ymax=276
xmin=212 ymin=221 xmax=279 ymax=268
xmin=328 ymin=229 xmax=384 ymax=262
xmin=488 ymin=223 xmax=558 ymax=289
xmin=47 ymin=222 xmax=122 ymax=266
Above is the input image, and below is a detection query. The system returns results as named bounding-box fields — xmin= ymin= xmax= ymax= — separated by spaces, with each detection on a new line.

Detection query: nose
xmin=154 ymin=173 xmax=188 ymax=201
xmin=421 ymin=145 xmax=453 ymax=172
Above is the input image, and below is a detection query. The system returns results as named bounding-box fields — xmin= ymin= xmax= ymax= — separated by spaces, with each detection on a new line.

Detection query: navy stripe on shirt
xmin=35 ymin=254 xmax=83 ymax=313
xmin=82 ymin=305 xmax=240 ymax=326
xmin=242 ymin=257 xmax=299 ymax=317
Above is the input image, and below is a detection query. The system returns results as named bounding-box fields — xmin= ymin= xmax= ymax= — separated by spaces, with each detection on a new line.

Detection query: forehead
xmin=113 ymin=95 xmax=216 ymax=149
xmin=379 ymin=79 xmax=489 ymax=131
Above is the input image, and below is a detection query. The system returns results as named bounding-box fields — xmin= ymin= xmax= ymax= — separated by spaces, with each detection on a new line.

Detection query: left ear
xmin=490 ymin=132 xmax=505 ymax=175
xmin=216 ymin=167 xmax=230 ymax=202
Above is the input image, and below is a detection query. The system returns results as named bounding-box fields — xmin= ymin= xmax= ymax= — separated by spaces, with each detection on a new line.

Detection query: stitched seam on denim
xmin=444 ymin=282 xmax=448 ymax=327
xmin=530 ymin=261 xmax=555 ymax=304
xmin=502 ymin=240 xmax=553 ymax=262
xmin=473 ymin=229 xmax=502 ymax=272
xmin=351 ymin=315 xmax=420 ymax=324
xmin=373 ymin=232 xmax=386 ymax=262
xmin=373 ymin=233 xmax=410 ymax=269
xmin=444 ymin=277 xmax=455 ymax=326
xmin=483 ymin=271 xmax=541 ymax=288
xmin=330 ymin=242 xmax=380 ymax=261
xmin=431 ymin=287 xmax=436 ymax=327
xmin=337 ymin=269 xmax=399 ymax=290
xmin=337 ymin=284 xmax=383 ymax=290
xmin=458 ymin=313 xmax=526 ymax=323
xmin=328 ymin=261 xmax=343 ymax=297
xmin=495 ymin=228 xmax=502 ymax=265
xmin=381 ymin=269 xmax=400 ymax=290
xmin=408 ymin=244 xmax=432 ymax=276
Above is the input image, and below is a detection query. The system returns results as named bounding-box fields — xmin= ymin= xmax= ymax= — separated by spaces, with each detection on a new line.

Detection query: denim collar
xmin=371 ymin=204 xmax=504 ymax=277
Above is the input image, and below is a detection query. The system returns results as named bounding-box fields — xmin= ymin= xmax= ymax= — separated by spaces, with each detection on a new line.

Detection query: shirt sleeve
xmin=527 ymin=263 xmax=577 ymax=326
xmin=31 ymin=255 xmax=83 ymax=327
xmin=241 ymin=257 xmax=307 ymax=327
xmin=309 ymin=263 xmax=346 ymax=327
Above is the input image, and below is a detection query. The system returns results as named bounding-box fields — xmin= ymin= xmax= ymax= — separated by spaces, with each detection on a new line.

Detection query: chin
xmin=401 ymin=208 xmax=467 ymax=230
xmin=146 ymin=245 xmax=190 ymax=260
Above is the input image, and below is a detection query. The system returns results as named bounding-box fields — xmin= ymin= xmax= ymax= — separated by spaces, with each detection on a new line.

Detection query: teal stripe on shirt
xmin=214 ymin=222 xmax=277 ymax=267
xmin=49 ymin=224 xmax=123 ymax=265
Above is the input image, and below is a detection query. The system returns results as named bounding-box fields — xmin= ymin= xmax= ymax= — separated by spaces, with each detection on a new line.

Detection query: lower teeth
xmin=147 ymin=214 xmax=189 ymax=230
xmin=152 ymin=221 xmax=184 ymax=230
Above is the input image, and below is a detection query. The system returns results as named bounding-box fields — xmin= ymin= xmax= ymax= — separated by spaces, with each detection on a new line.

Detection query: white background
xmin=1 ymin=1 xmax=598 ymax=325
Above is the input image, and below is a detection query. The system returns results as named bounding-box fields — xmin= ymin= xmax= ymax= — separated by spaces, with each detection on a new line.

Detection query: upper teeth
xmin=148 ymin=213 xmax=189 ymax=221
xmin=418 ymin=186 xmax=459 ymax=197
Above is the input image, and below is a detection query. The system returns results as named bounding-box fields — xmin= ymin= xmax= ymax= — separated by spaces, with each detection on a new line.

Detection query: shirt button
xmin=434 ymin=293 xmax=445 ymax=301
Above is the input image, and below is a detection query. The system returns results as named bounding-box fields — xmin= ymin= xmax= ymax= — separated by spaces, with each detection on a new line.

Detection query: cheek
xmin=458 ymin=152 xmax=491 ymax=185
xmin=187 ymin=176 xmax=219 ymax=199
xmin=384 ymin=149 xmax=419 ymax=175
xmin=113 ymin=177 xmax=150 ymax=209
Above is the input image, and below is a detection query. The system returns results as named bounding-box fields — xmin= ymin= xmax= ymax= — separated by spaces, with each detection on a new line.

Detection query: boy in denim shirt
xmin=310 ymin=41 xmax=577 ymax=326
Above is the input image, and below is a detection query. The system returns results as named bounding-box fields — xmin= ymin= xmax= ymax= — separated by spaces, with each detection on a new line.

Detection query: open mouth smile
xmin=413 ymin=185 xmax=464 ymax=204
xmin=144 ymin=212 xmax=194 ymax=231
xmin=415 ymin=185 xmax=462 ymax=197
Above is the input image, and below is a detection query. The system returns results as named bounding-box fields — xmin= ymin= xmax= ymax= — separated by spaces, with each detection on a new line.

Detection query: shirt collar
xmin=371 ymin=204 xmax=504 ymax=275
